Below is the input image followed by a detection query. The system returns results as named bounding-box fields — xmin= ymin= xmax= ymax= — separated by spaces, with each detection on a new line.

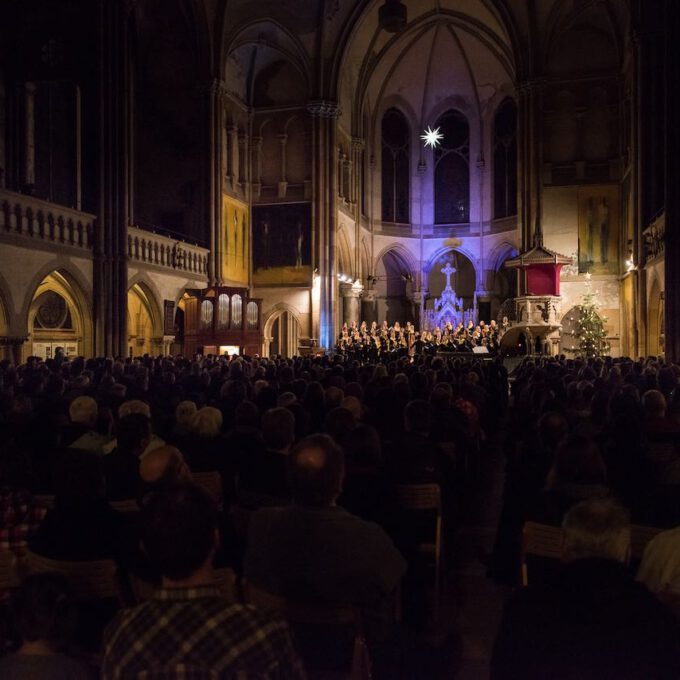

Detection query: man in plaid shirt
xmin=102 ymin=483 xmax=304 ymax=680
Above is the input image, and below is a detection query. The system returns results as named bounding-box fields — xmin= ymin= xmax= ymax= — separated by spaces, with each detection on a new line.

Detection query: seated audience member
xmin=237 ymin=407 xmax=295 ymax=505
xmin=0 ymin=573 xmax=94 ymax=680
xmin=491 ymin=498 xmax=680 ymax=679
xmin=642 ymin=389 xmax=680 ymax=485
xmin=167 ymin=399 xmax=197 ymax=450
xmin=29 ymin=451 xmax=132 ymax=564
xmin=139 ymin=445 xmax=192 ymax=493
xmin=245 ymin=434 xmax=406 ymax=635
xmin=63 ymin=396 xmax=112 ymax=455
xmin=114 ymin=399 xmax=165 ymax=457
xmin=182 ymin=406 xmax=225 ymax=472
xmin=102 ymin=483 xmax=304 ymax=679
xmin=530 ymin=434 xmax=610 ymax=525
xmin=637 ymin=525 xmax=680 ymax=598
xmin=101 ymin=413 xmax=150 ymax=501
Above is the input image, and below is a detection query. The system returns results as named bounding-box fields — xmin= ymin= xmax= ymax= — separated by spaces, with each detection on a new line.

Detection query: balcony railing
xmin=127 ymin=225 xmax=209 ymax=277
xmin=0 ymin=189 xmax=94 ymax=250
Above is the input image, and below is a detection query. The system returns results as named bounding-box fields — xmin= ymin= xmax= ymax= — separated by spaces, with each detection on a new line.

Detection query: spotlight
xmin=379 ymin=0 xmax=407 ymax=33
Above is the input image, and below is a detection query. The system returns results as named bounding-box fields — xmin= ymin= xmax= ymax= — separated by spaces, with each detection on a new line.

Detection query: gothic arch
xmin=128 ymin=279 xmax=164 ymax=356
xmin=373 ymin=243 xmax=418 ymax=281
xmin=26 ymin=267 xmax=94 ymax=360
xmin=487 ymin=241 xmax=519 ymax=273
xmin=647 ymin=276 xmax=664 ymax=356
xmin=263 ymin=302 xmax=302 ymax=358
xmin=337 ymin=226 xmax=353 ymax=277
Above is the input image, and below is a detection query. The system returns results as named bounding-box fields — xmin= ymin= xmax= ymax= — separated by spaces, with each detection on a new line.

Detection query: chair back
xmin=110 ymin=498 xmax=140 ymax=513
xmin=630 ymin=524 xmax=664 ymax=560
xmin=521 ymin=522 xmax=563 ymax=586
xmin=245 ymin=582 xmax=371 ymax=680
xmin=192 ymin=471 xmax=223 ymax=504
xmin=25 ymin=551 xmax=124 ymax=604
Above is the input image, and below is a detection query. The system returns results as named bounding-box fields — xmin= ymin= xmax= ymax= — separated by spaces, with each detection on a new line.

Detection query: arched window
xmin=434 ymin=110 xmax=469 ymax=224
xmin=217 ymin=294 xmax=230 ymax=329
xmin=493 ymin=99 xmax=518 ymax=219
xmin=231 ymin=294 xmax=242 ymax=328
xmin=200 ymin=300 xmax=213 ymax=330
xmin=381 ymin=108 xmax=410 ymax=224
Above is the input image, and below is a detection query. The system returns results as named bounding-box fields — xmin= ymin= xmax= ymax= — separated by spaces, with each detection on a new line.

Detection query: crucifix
xmin=441 ymin=260 xmax=456 ymax=290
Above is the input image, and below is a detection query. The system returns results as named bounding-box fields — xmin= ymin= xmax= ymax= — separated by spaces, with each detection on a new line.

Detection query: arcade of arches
xmin=1 ymin=1 xmax=679 ymax=361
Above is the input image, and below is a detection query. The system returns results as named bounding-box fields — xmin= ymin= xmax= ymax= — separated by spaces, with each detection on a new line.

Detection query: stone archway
xmin=27 ymin=269 xmax=93 ymax=360
xmin=263 ymin=305 xmax=301 ymax=358
xmin=127 ymin=282 xmax=162 ymax=357
xmin=374 ymin=248 xmax=415 ymax=325
xmin=648 ymin=278 xmax=664 ymax=356
xmin=425 ymin=249 xmax=477 ymax=324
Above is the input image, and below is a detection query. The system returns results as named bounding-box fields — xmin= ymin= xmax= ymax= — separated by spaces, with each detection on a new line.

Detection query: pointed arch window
xmin=381 ymin=108 xmax=410 ymax=224
xmin=493 ymin=99 xmax=518 ymax=219
xmin=434 ymin=110 xmax=469 ymax=224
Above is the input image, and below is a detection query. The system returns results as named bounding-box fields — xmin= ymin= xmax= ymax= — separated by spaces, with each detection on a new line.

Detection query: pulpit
xmin=182 ymin=286 xmax=263 ymax=356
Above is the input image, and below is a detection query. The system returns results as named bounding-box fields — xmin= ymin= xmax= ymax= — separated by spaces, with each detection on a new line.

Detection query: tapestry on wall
xmin=577 ymin=184 xmax=620 ymax=275
xmin=221 ymin=194 xmax=249 ymax=285
xmin=252 ymin=203 xmax=312 ymax=286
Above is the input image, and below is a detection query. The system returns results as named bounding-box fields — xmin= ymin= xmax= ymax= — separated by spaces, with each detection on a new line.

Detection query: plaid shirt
xmin=0 ymin=488 xmax=47 ymax=557
xmin=102 ymin=586 xmax=306 ymax=680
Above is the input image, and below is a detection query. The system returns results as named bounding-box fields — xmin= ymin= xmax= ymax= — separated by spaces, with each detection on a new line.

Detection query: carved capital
xmin=351 ymin=137 xmax=365 ymax=150
xmin=307 ymin=100 xmax=342 ymax=118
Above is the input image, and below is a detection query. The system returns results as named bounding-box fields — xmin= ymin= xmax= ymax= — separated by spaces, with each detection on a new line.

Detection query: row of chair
xmin=521 ymin=521 xmax=664 ymax=586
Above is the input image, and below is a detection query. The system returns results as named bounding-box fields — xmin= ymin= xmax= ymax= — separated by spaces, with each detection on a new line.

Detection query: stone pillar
xmin=95 ymin=0 xmax=132 ymax=356
xmin=252 ymin=136 xmax=263 ymax=198
xmin=226 ymin=123 xmax=236 ymax=189
xmin=361 ymin=290 xmax=377 ymax=326
xmin=351 ymin=137 xmax=364 ymax=272
xmin=23 ymin=82 xmax=37 ymax=193
xmin=340 ymin=281 xmax=362 ymax=326
xmin=517 ymin=79 xmax=544 ymax=251
xmin=277 ymin=133 xmax=288 ymax=198
xmin=664 ymin=0 xmax=680 ymax=361
xmin=238 ymin=132 xmax=248 ymax=188
xmin=307 ymin=100 xmax=341 ymax=350
xmin=0 ymin=336 xmax=28 ymax=364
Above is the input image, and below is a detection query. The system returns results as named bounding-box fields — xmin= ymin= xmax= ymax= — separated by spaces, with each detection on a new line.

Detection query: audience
xmin=491 ymin=498 xmax=680 ymax=679
xmin=101 ymin=483 xmax=304 ymax=679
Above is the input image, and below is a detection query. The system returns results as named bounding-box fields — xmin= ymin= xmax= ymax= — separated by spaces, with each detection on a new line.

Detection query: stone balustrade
xmin=127 ymin=225 xmax=209 ymax=277
xmin=0 ymin=188 xmax=94 ymax=250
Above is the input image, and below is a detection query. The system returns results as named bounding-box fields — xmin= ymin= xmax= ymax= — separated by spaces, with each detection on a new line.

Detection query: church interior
xmin=2 ymin=2 xmax=680 ymax=679
xmin=0 ymin=0 xmax=677 ymax=362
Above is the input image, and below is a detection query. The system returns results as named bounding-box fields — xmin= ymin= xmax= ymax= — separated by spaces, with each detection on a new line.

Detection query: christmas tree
xmin=570 ymin=274 xmax=610 ymax=358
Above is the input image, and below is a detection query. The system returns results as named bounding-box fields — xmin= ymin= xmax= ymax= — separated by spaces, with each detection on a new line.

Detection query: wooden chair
xmin=110 ymin=498 xmax=140 ymax=513
xmin=521 ymin=522 xmax=563 ymax=586
xmin=193 ymin=471 xmax=223 ymax=504
xmin=393 ymin=483 xmax=443 ymax=628
xmin=0 ymin=551 xmax=24 ymax=591
xmin=25 ymin=551 xmax=125 ymax=605
xmin=630 ymin=524 xmax=664 ymax=561
xmin=245 ymin=582 xmax=371 ymax=680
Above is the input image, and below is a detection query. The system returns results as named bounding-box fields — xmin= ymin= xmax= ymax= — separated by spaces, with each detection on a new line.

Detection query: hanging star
xmin=421 ymin=126 xmax=443 ymax=149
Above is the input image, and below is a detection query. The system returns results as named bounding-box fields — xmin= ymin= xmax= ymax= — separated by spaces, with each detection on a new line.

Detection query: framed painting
xmin=577 ymin=184 xmax=620 ymax=275
xmin=252 ymin=203 xmax=312 ymax=286
xmin=222 ymin=194 xmax=249 ymax=285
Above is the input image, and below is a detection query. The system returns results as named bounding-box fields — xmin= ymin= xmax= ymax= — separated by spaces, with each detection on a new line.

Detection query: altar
xmin=423 ymin=261 xmax=475 ymax=330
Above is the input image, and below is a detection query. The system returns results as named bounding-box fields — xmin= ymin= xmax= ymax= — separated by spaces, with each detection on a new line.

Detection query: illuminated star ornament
xmin=421 ymin=125 xmax=443 ymax=149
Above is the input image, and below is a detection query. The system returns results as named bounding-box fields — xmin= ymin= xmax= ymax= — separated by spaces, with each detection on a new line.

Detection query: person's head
xmin=234 ymin=400 xmax=260 ymax=429
xmin=192 ymin=406 xmax=223 ymax=437
xmin=537 ymin=411 xmax=569 ymax=450
xmin=642 ymin=389 xmax=667 ymax=418
xmin=118 ymin=399 xmax=151 ymax=420
xmin=140 ymin=446 xmax=191 ymax=487
xmin=68 ymin=395 xmax=98 ymax=427
xmin=324 ymin=386 xmax=344 ymax=410
xmin=288 ymin=434 xmax=344 ymax=507
xmin=175 ymin=400 xmax=197 ymax=428
xmin=54 ymin=450 xmax=106 ymax=505
xmin=404 ymin=399 xmax=432 ymax=435
xmin=341 ymin=395 xmax=362 ymax=421
xmin=546 ymin=435 xmax=607 ymax=489
xmin=277 ymin=391 xmax=297 ymax=408
xmin=10 ymin=573 xmax=78 ymax=651
xmin=562 ymin=498 xmax=631 ymax=563
xmin=323 ymin=407 xmax=356 ymax=443
xmin=261 ymin=407 xmax=295 ymax=452
xmin=141 ymin=483 xmax=218 ymax=582
xmin=116 ymin=413 xmax=152 ymax=456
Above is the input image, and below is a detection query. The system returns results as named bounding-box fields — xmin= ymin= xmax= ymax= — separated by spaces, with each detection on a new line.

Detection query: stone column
xmin=361 ymin=290 xmax=377 ymax=326
xmin=277 ymin=133 xmax=288 ymax=198
xmin=23 ymin=82 xmax=37 ymax=193
xmin=252 ymin=136 xmax=263 ymax=198
xmin=307 ymin=100 xmax=341 ymax=350
xmin=351 ymin=137 xmax=364 ymax=272
xmin=95 ymin=0 xmax=132 ymax=356
xmin=340 ymin=281 xmax=362 ymax=326
xmin=517 ymin=79 xmax=544 ymax=252
xmin=226 ymin=123 xmax=236 ymax=189
xmin=664 ymin=0 xmax=680 ymax=361
xmin=238 ymin=132 xmax=248 ymax=188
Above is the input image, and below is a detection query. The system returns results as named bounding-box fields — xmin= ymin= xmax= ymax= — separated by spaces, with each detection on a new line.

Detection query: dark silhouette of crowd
xmin=0 ymin=351 xmax=679 ymax=678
